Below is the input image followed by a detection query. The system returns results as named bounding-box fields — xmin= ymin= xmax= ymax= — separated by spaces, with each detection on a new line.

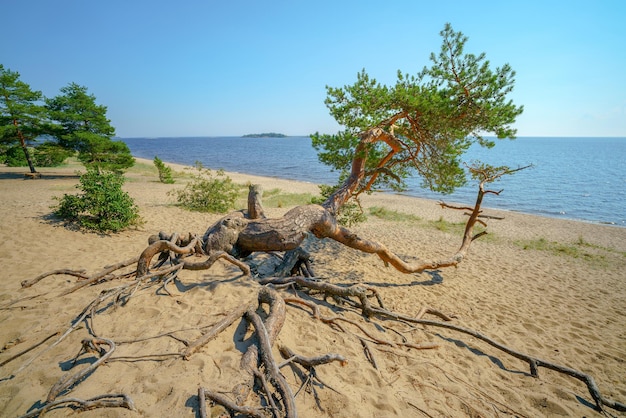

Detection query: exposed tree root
xmin=47 ymin=338 xmax=115 ymax=402
xmin=200 ymin=388 xmax=266 ymax=418
xmin=7 ymin=181 xmax=625 ymax=416
xmin=17 ymin=394 xmax=135 ymax=418
xmin=20 ymin=269 xmax=90 ymax=288
xmin=278 ymin=346 xmax=347 ymax=369
xmin=0 ymin=332 xmax=59 ymax=368
xmin=274 ymin=278 xmax=626 ymax=413
xmin=11 ymin=257 xmax=626 ymax=415
xmin=183 ymin=300 xmax=255 ymax=360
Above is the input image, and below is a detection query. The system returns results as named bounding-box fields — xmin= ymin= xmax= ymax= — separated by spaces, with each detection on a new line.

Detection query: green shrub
xmin=169 ymin=163 xmax=238 ymax=213
xmin=2 ymin=145 xmax=30 ymax=166
xmin=1 ymin=143 xmax=72 ymax=167
xmin=53 ymin=169 xmax=141 ymax=232
xmin=33 ymin=143 xmax=73 ymax=166
xmin=153 ymin=155 xmax=175 ymax=184
xmin=312 ymin=183 xmax=366 ymax=227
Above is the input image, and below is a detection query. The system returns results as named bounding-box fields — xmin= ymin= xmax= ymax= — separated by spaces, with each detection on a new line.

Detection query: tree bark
xmin=13 ymin=119 xmax=37 ymax=174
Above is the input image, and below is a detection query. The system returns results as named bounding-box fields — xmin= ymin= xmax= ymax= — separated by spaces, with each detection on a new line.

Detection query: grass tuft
xmin=429 ymin=216 xmax=467 ymax=234
xmin=514 ymin=236 xmax=619 ymax=266
xmin=368 ymin=206 xmax=421 ymax=222
xmin=261 ymin=188 xmax=316 ymax=208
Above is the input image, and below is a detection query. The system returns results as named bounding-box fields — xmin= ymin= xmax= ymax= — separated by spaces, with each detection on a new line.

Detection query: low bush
xmin=53 ymin=169 xmax=141 ymax=232
xmin=1 ymin=145 xmax=29 ymax=166
xmin=1 ymin=143 xmax=72 ymax=167
xmin=168 ymin=163 xmax=238 ymax=213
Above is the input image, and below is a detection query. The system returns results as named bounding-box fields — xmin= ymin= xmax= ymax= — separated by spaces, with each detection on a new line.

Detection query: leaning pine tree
xmin=16 ymin=24 xmax=625 ymax=417
xmin=134 ymin=22 xmax=527 ymax=276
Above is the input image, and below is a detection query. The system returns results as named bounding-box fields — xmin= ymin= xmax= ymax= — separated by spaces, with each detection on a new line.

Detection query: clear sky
xmin=2 ymin=0 xmax=625 ymax=137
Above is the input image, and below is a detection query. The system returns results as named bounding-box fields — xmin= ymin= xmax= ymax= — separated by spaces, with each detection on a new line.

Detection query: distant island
xmin=242 ymin=133 xmax=287 ymax=138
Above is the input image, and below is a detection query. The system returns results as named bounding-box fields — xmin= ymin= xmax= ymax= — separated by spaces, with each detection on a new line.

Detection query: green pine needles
xmin=53 ymin=169 xmax=141 ymax=233
xmin=311 ymin=23 xmax=523 ymax=199
xmin=313 ymin=183 xmax=367 ymax=227
xmin=153 ymin=156 xmax=175 ymax=184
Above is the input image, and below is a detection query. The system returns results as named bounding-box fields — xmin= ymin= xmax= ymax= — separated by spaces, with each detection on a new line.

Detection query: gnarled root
xmin=18 ymin=394 xmax=135 ymax=418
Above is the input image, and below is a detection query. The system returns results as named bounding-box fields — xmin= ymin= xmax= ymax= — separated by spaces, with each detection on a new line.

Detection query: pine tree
xmin=312 ymin=23 xmax=523 ymax=199
xmin=46 ymin=83 xmax=134 ymax=172
xmin=0 ymin=64 xmax=48 ymax=174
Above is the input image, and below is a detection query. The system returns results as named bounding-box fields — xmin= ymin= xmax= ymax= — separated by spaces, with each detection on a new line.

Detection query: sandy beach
xmin=1 ymin=158 xmax=624 ymax=417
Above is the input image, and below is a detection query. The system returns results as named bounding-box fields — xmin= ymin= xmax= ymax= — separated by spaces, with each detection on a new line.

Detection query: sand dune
xmin=1 ymin=159 xmax=624 ymax=417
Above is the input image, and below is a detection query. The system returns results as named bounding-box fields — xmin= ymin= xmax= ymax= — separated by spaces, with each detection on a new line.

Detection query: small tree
xmin=0 ymin=64 xmax=49 ymax=174
xmin=54 ymin=169 xmax=141 ymax=233
xmin=46 ymin=83 xmax=134 ymax=172
xmin=153 ymin=155 xmax=175 ymax=184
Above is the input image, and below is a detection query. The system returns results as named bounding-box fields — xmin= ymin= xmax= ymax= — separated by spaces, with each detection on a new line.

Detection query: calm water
xmin=122 ymin=136 xmax=626 ymax=227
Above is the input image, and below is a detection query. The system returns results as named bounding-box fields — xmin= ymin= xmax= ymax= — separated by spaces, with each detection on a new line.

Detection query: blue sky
xmin=2 ymin=0 xmax=625 ymax=137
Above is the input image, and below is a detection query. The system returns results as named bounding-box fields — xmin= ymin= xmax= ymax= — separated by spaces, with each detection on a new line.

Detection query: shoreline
xmin=122 ymin=135 xmax=626 ymax=227
xmin=0 ymin=160 xmax=625 ymax=417
xmin=139 ymin=155 xmax=626 ymax=228
xmin=137 ymin=156 xmax=626 ymax=249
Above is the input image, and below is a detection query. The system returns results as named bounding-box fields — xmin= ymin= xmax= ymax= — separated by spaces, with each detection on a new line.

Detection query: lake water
xmin=121 ymin=136 xmax=626 ymax=227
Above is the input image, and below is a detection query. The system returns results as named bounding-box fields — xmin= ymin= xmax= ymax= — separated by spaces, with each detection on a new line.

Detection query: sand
xmin=0 ymin=158 xmax=624 ymax=417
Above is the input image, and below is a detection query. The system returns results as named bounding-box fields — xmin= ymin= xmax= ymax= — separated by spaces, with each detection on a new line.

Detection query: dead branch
xmin=136 ymin=235 xmax=200 ymax=276
xmin=5 ymin=295 xmax=101 ymax=380
xmin=60 ymin=256 xmax=139 ymax=296
xmin=183 ymin=299 xmax=255 ymax=360
xmin=262 ymin=276 xmax=384 ymax=317
xmin=47 ymin=338 xmax=115 ymax=402
xmin=284 ymin=296 xmax=438 ymax=352
xmin=0 ymin=332 xmax=60 ymax=368
xmin=108 ymin=353 xmax=183 ymax=363
xmin=0 ymin=293 xmax=44 ymax=311
xmin=278 ymin=346 xmax=347 ymax=369
xmin=359 ymin=338 xmax=378 ymax=369
xmin=201 ymin=389 xmax=266 ymax=418
xmin=278 ymin=345 xmax=344 ymax=411
xmin=246 ymin=308 xmax=296 ymax=418
xmin=17 ymin=394 xmax=135 ymax=418
xmin=248 ymin=183 xmax=266 ymax=219
xmin=271 ymin=279 xmax=624 ymax=413
xmin=236 ymin=287 xmax=287 ymax=406
xmin=198 ymin=387 xmax=208 ymax=418
xmin=21 ymin=269 xmax=89 ymax=288
xmin=178 ymin=250 xmax=251 ymax=275
xmin=273 ymin=247 xmax=315 ymax=278
xmin=358 ymin=305 xmax=626 ymax=412
xmin=21 ymin=257 xmax=139 ymax=291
